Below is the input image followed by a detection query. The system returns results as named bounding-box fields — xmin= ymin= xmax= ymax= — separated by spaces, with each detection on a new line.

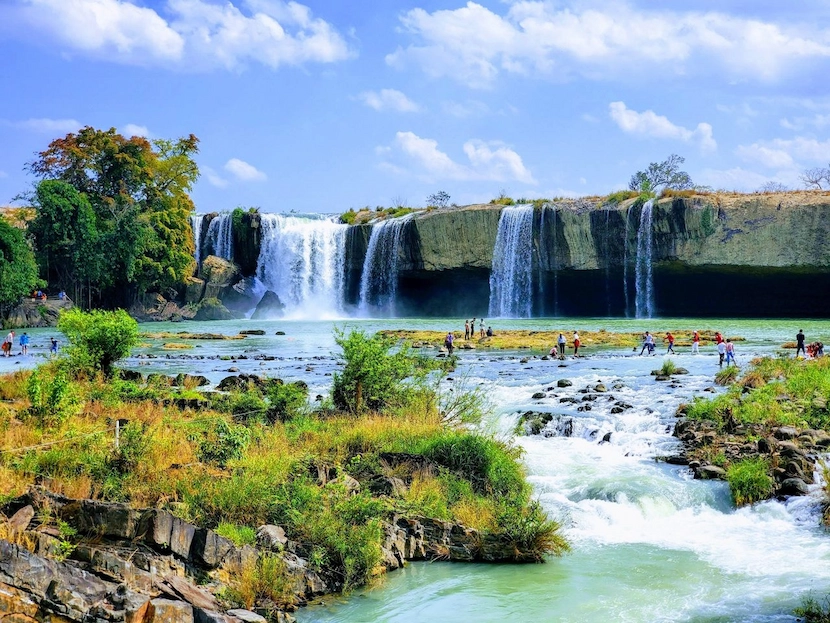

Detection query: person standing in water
xmin=444 ymin=331 xmax=455 ymax=355
xmin=479 ymin=319 xmax=485 ymax=339
xmin=3 ymin=330 xmax=14 ymax=357
xmin=558 ymin=333 xmax=566 ymax=358
xmin=464 ymin=320 xmax=470 ymax=341
xmin=796 ymin=329 xmax=806 ymax=358
xmin=665 ymin=332 xmax=675 ymax=354
xmin=19 ymin=332 xmax=29 ymax=356
xmin=640 ymin=332 xmax=653 ymax=356
xmin=717 ymin=339 xmax=726 ymax=367
xmin=691 ymin=330 xmax=700 ymax=354
xmin=725 ymin=339 xmax=736 ymax=366
xmin=573 ymin=331 xmax=581 ymax=357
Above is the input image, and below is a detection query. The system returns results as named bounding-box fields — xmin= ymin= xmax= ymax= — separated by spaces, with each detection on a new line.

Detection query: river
xmin=2 ymin=317 xmax=828 ymax=621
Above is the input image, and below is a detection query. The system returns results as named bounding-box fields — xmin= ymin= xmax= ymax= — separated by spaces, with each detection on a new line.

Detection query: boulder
xmin=227 ymin=610 xmax=267 ymax=623
xmin=222 ymin=277 xmax=261 ymax=314
xmin=773 ymin=426 xmax=798 ymax=440
xmin=199 ymin=256 xmax=240 ymax=300
xmin=185 ymin=277 xmax=206 ymax=305
xmin=698 ymin=465 xmax=726 ymax=479
xmin=194 ymin=298 xmax=234 ymax=321
xmin=557 ymin=379 xmax=572 ymax=388
xmin=251 ymin=291 xmax=286 ymax=320
xmin=151 ymin=599 xmax=195 ymax=623
xmin=239 ymin=329 xmax=266 ymax=335
xmin=531 ymin=392 xmax=546 ymax=400
xmin=594 ymin=383 xmax=608 ymax=393
xmin=256 ymin=525 xmax=288 ymax=550
xmin=8 ymin=505 xmax=34 ymax=532
xmin=778 ymin=478 xmax=809 ymax=496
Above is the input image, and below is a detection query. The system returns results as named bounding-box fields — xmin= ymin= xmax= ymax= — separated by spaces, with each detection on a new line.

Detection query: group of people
xmin=548 ymin=331 xmax=581 ymax=358
xmin=2 ymin=330 xmax=59 ymax=358
xmin=796 ymin=329 xmax=824 ymax=359
xmin=463 ymin=318 xmax=493 ymax=340
xmin=638 ymin=330 xmax=736 ymax=365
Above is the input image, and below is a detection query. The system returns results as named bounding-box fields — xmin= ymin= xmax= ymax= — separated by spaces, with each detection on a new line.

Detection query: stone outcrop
xmin=3 ymin=296 xmax=73 ymax=328
xmin=250 ymin=291 xmax=285 ymax=319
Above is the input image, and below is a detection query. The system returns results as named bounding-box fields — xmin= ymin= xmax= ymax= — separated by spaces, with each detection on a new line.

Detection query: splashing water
xmin=190 ymin=214 xmax=205 ymax=266
xmin=358 ymin=214 xmax=414 ymax=316
xmin=635 ymin=199 xmax=655 ymax=318
xmin=489 ymin=205 xmax=534 ymax=318
xmin=204 ymin=213 xmax=234 ymax=261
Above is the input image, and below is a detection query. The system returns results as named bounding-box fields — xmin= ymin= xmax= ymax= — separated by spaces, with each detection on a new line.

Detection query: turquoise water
xmin=4 ymin=317 xmax=830 ymax=621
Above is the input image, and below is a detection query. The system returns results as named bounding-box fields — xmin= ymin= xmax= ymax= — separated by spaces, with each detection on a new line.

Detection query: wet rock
xmin=251 ymin=291 xmax=286 ymax=320
xmin=520 ymin=357 xmax=530 ymax=364
xmin=600 ymin=432 xmax=612 ymax=444
xmin=577 ymin=404 xmax=592 ymax=412
xmin=655 ymin=375 xmax=670 ymax=381
xmin=610 ymin=406 xmax=624 ymax=414
xmin=239 ymin=329 xmax=266 ymax=335
xmin=532 ymin=392 xmax=546 ymax=400
xmin=594 ymin=383 xmax=608 ymax=393
xmin=519 ymin=411 xmax=554 ymax=436
xmin=275 ymin=331 xmax=286 ymax=336
xmin=581 ymin=395 xmax=598 ymax=402
xmin=777 ymin=441 xmax=806 ymax=459
xmin=674 ymin=368 xmax=689 ymax=375
xmin=557 ymin=379 xmax=573 ymax=388
xmin=698 ymin=465 xmax=726 ymax=479
xmin=665 ymin=455 xmax=689 ymax=465
xmin=559 ymin=397 xmax=578 ymax=404
xmin=614 ymin=402 xmax=633 ymax=411
xmin=773 ymin=426 xmax=798 ymax=440
xmin=778 ymin=478 xmax=809 ymax=496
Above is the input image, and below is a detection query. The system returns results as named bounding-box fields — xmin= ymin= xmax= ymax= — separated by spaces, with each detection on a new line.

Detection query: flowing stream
xmin=256 ymin=214 xmax=347 ymax=319
xmin=635 ymin=199 xmax=655 ymax=318
xmin=190 ymin=214 xmax=205 ymax=266
xmin=358 ymin=215 xmax=414 ymax=316
xmin=204 ymin=213 xmax=234 ymax=261
xmin=489 ymin=205 xmax=534 ymax=318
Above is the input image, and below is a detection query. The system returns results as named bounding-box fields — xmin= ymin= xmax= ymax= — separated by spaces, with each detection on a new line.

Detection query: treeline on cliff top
xmin=0 ymin=310 xmax=568 ymax=597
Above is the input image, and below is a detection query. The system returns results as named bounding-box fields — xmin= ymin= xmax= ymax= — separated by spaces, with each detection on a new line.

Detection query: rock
xmin=777 ymin=441 xmax=806 ymax=458
xmin=159 ymin=575 xmax=219 ymax=611
xmin=674 ymin=368 xmax=690 ymax=375
xmin=594 ymin=383 xmax=608 ymax=393
xmin=256 ymin=525 xmax=288 ymax=550
xmin=655 ymin=374 xmax=670 ymax=381
xmin=175 ymin=373 xmax=209 ymax=387
xmin=217 ymin=374 xmax=265 ymax=392
xmin=199 ymin=255 xmax=240 ymax=300
xmin=779 ymin=478 xmax=809 ymax=496
xmin=119 ymin=369 xmax=144 ymax=383
xmin=185 ymin=277 xmax=206 ymax=305
xmin=194 ymin=298 xmax=234 ymax=321
xmin=665 ymin=455 xmax=689 ymax=465
xmin=367 ymin=476 xmax=407 ymax=497
xmin=519 ymin=411 xmax=554 ymax=436
xmin=194 ymin=609 xmax=238 ymax=623
xmin=557 ymin=379 xmax=572 ymax=388
xmin=239 ymin=329 xmax=266 ymax=335
xmin=757 ymin=437 xmax=773 ymax=453
xmin=8 ymin=505 xmax=34 ymax=532
xmin=169 ymin=516 xmax=197 ymax=559
xmin=275 ymin=331 xmax=286 ymax=336
xmin=531 ymin=392 xmax=546 ymax=400
xmin=610 ymin=406 xmax=624 ymax=414
xmin=600 ymin=432 xmax=612 ymax=444
xmin=191 ymin=528 xmax=234 ymax=568
xmin=222 ymin=277 xmax=261 ymax=314
xmin=773 ymin=426 xmax=798 ymax=440
xmin=698 ymin=465 xmax=726 ymax=479
xmin=251 ymin=291 xmax=286 ymax=320
xmin=151 ymin=599 xmax=195 ymax=623
xmin=227 ymin=610 xmax=268 ymax=623
xmin=341 ymin=474 xmax=361 ymax=494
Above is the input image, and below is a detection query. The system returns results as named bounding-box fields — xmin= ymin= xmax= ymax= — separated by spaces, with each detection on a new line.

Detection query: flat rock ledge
xmin=1 ymin=487 xmax=531 ymax=622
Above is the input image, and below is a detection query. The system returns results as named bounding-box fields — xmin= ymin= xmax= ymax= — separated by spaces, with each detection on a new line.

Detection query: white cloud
xmin=698 ymin=167 xmax=796 ymax=192
xmin=736 ymin=137 xmax=830 ymax=169
xmin=386 ymin=2 xmax=830 ymax=87
xmin=224 ymin=158 xmax=267 ymax=181
xmin=357 ymin=89 xmax=420 ymax=113
xmin=9 ymin=118 xmax=82 ymax=134
xmin=609 ymin=102 xmax=717 ymax=152
xmin=780 ymin=114 xmax=830 ymax=131
xmin=121 ymin=123 xmax=150 ymax=138
xmin=203 ymin=166 xmax=228 ymax=188
xmin=382 ymin=131 xmax=536 ymax=184
xmin=3 ymin=0 xmax=351 ymax=71
xmin=443 ymin=100 xmax=489 ymax=118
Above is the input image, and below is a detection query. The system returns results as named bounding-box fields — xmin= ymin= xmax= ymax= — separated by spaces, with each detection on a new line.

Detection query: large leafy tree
xmin=27 ymin=127 xmax=199 ymax=307
xmin=0 ymin=215 xmax=41 ymax=313
xmin=628 ymin=154 xmax=694 ymax=195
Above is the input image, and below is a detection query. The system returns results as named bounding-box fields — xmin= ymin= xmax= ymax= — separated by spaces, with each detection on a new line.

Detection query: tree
xmin=57 ymin=308 xmax=140 ymax=378
xmin=801 ymin=166 xmax=830 ymax=190
xmin=27 ymin=127 xmax=199 ymax=307
xmin=0 ymin=216 xmax=41 ymax=313
xmin=628 ymin=154 xmax=694 ymax=195
xmin=426 ymin=191 xmax=450 ymax=208
xmin=758 ymin=181 xmax=789 ymax=193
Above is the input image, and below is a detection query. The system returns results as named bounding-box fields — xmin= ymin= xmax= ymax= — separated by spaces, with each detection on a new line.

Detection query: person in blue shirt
xmin=19 ymin=332 xmax=29 ymax=356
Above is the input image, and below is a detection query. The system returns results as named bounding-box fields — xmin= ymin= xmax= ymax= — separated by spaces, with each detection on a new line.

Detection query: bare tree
xmin=426 ymin=191 xmax=450 ymax=208
xmin=800 ymin=166 xmax=830 ymax=190
xmin=758 ymin=181 xmax=789 ymax=193
xmin=390 ymin=194 xmax=408 ymax=209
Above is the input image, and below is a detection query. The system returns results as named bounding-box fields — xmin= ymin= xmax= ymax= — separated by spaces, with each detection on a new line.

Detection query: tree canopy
xmin=0 ymin=216 xmax=41 ymax=312
xmin=628 ymin=154 xmax=694 ymax=195
xmin=27 ymin=127 xmax=199 ymax=307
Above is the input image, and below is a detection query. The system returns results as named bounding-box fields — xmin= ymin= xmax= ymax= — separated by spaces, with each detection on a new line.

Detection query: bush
xmin=225 ymin=553 xmax=295 ymax=610
xmin=57 ymin=308 xmax=139 ymax=378
xmin=605 ymin=190 xmax=639 ymax=204
xmin=495 ymin=500 xmax=569 ymax=561
xmin=109 ymin=421 xmax=150 ymax=475
xmin=340 ymin=209 xmax=357 ymax=225
xmin=215 ymin=522 xmax=257 ymax=546
xmin=197 ymin=419 xmax=250 ymax=467
xmin=727 ymin=458 xmax=773 ymax=506
xmin=266 ymin=382 xmax=308 ymax=423
xmin=715 ymin=366 xmax=739 ymax=385
xmin=26 ymin=367 xmax=82 ymax=426
xmin=796 ymin=594 xmax=830 ymax=622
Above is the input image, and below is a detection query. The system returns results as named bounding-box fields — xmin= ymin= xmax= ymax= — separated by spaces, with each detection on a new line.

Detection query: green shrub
xmin=495 ymin=500 xmax=569 ymax=561
xmin=796 ymin=594 xmax=830 ymax=622
xmin=26 ymin=368 xmax=82 ymax=426
xmin=109 ymin=421 xmax=150 ymax=475
xmin=215 ymin=522 xmax=257 ymax=546
xmin=715 ymin=366 xmax=739 ymax=385
xmin=197 ymin=419 xmax=250 ymax=467
xmin=57 ymin=308 xmax=139 ymax=378
xmin=225 ymin=553 xmax=295 ymax=610
xmin=660 ymin=358 xmax=677 ymax=376
xmin=727 ymin=457 xmax=773 ymax=506
xmin=266 ymin=382 xmax=308 ymax=423
xmin=605 ymin=190 xmax=639 ymax=204
xmin=340 ymin=209 xmax=357 ymax=225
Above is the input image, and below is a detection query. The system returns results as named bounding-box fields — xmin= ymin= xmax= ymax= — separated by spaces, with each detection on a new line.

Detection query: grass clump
xmin=726 ymin=457 xmax=773 ymax=506
xmin=225 ymin=554 xmax=295 ymax=611
xmin=605 ymin=190 xmax=639 ymax=204
xmin=660 ymin=358 xmax=677 ymax=376
xmin=215 ymin=522 xmax=257 ymax=546
xmin=714 ymin=366 xmax=740 ymax=385
xmin=795 ymin=594 xmax=830 ymax=622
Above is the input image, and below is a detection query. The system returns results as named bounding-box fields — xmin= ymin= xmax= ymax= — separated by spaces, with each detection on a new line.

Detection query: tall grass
xmin=726 ymin=458 xmax=773 ymax=506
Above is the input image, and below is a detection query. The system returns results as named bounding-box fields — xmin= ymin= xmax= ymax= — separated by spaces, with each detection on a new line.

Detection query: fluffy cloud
xmin=357 ymin=89 xmax=420 ymax=113
xmin=8 ymin=118 xmax=82 ymax=134
xmin=383 ymin=131 xmax=536 ymax=184
xmin=203 ymin=166 xmax=228 ymax=188
xmin=121 ymin=124 xmax=151 ymax=138
xmin=780 ymin=114 xmax=830 ymax=131
xmin=224 ymin=158 xmax=267 ymax=181
xmin=609 ymin=102 xmax=716 ymax=152
xmin=736 ymin=137 xmax=830 ymax=169
xmin=386 ymin=2 xmax=830 ymax=87
xmin=697 ymin=167 xmax=797 ymax=192
xmin=3 ymin=0 xmax=351 ymax=70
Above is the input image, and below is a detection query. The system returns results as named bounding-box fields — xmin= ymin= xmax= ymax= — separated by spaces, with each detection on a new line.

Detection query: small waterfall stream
xmin=204 ymin=213 xmax=234 ymax=261
xmin=635 ymin=199 xmax=655 ymax=318
xmin=190 ymin=214 xmax=205 ymax=266
xmin=256 ymin=214 xmax=347 ymax=318
xmin=489 ymin=205 xmax=534 ymax=318
xmin=623 ymin=206 xmax=632 ymax=317
xmin=358 ymin=214 xmax=413 ymax=316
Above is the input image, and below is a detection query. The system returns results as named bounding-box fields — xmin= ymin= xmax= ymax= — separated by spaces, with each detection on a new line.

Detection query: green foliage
xmin=197 ymin=418 xmax=251 ymax=467
xmin=109 ymin=421 xmax=150 ymax=475
xmin=27 ymin=127 xmax=199 ymax=306
xmin=266 ymin=382 xmax=308 ymax=423
xmin=715 ymin=366 xmax=739 ymax=385
xmin=25 ymin=367 xmax=82 ymax=426
xmin=660 ymin=358 xmax=677 ymax=376
xmin=57 ymin=308 xmax=139 ymax=377
xmin=726 ymin=457 xmax=773 ymax=506
xmin=796 ymin=594 xmax=830 ymax=622
xmin=700 ymin=205 xmax=716 ymax=236
xmin=0 ymin=216 xmax=42 ymax=311
xmin=332 ymin=329 xmax=425 ymax=414
xmin=340 ymin=209 xmax=357 ymax=225
xmin=225 ymin=553 xmax=295 ymax=610
xmin=426 ymin=191 xmax=450 ymax=208
xmin=605 ymin=190 xmax=639 ymax=204
xmin=215 ymin=522 xmax=257 ymax=546
xmin=629 ymin=154 xmax=693 ymax=195
xmin=495 ymin=500 xmax=570 ymax=561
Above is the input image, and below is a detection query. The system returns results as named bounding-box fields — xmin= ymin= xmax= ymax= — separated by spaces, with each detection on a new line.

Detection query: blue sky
xmin=1 ymin=0 xmax=829 ymax=213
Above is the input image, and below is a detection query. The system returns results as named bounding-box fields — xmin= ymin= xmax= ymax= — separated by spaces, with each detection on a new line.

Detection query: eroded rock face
xmin=250 ymin=291 xmax=285 ymax=320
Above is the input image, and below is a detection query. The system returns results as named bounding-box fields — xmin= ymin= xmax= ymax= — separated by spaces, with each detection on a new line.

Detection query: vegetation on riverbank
xmin=0 ymin=311 xmax=567 ymax=605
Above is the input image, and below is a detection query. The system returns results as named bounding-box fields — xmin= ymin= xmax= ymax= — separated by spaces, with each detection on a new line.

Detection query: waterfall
xmin=635 ymin=199 xmax=655 ymax=318
xmin=190 ymin=214 xmax=205 ymax=266
xmin=488 ymin=205 xmax=534 ymax=318
xmin=205 ymin=213 xmax=234 ymax=261
xmin=358 ymin=214 xmax=413 ymax=316
xmin=623 ymin=206 xmax=632 ymax=317
xmin=537 ymin=205 xmax=546 ymax=316
xmin=604 ymin=208 xmax=612 ymax=316
xmin=256 ymin=214 xmax=348 ymax=318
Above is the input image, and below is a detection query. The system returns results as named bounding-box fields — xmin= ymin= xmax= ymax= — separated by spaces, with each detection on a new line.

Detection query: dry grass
xmin=141 ymin=332 xmax=246 ymax=341
xmin=162 ymin=342 xmax=194 ymax=350
xmin=451 ymin=497 xmax=497 ymax=532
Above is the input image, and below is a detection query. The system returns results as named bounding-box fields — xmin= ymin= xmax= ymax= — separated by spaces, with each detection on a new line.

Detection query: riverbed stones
xmin=532 ymin=392 xmax=546 ymax=400
xmin=778 ymin=478 xmax=809 ymax=496
xmin=698 ymin=465 xmax=727 ymax=479
xmin=594 ymin=383 xmax=608 ymax=393
xmin=557 ymin=379 xmax=572 ymax=388
xmin=257 ymin=525 xmax=288 ymax=550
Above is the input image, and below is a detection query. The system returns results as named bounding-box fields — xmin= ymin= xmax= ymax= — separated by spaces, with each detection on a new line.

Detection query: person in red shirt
xmin=715 ymin=332 xmax=723 ymax=345
xmin=692 ymin=330 xmax=700 ymax=354
xmin=665 ymin=332 xmax=675 ymax=354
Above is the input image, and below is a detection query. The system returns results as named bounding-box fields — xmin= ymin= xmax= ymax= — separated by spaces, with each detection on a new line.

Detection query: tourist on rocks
xmin=2 ymin=330 xmax=13 ymax=357
xmin=19 ymin=332 xmax=29 ymax=356
xmin=691 ymin=330 xmax=700 ymax=354
xmin=717 ymin=339 xmax=726 ymax=367
xmin=549 ymin=345 xmax=558 ymax=358
xmin=444 ymin=332 xmax=455 ymax=355
xmin=486 ymin=326 xmax=494 ymax=337
xmin=558 ymin=333 xmax=567 ymax=357
xmin=479 ymin=319 xmax=485 ymax=339
xmin=49 ymin=337 xmax=59 ymax=357
xmin=639 ymin=332 xmax=654 ymax=356
xmin=796 ymin=329 xmax=806 ymax=358
xmin=725 ymin=339 xmax=737 ymax=366
xmin=665 ymin=332 xmax=675 ymax=354
xmin=573 ymin=331 xmax=581 ymax=357
xmin=464 ymin=320 xmax=470 ymax=341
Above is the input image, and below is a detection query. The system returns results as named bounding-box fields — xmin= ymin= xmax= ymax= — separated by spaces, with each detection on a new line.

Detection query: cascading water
xmin=489 ymin=205 xmax=534 ymax=318
xmin=205 ymin=213 xmax=234 ymax=261
xmin=603 ymin=208 xmax=612 ymax=316
xmin=256 ymin=214 xmax=347 ymax=318
xmin=358 ymin=214 xmax=413 ymax=316
xmin=622 ymin=206 xmax=632 ymax=317
xmin=635 ymin=199 xmax=655 ymax=318
xmin=190 ymin=214 xmax=205 ymax=266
